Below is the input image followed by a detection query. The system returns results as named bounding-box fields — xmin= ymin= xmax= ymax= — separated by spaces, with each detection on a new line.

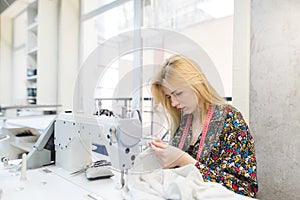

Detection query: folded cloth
xmin=124 ymin=149 xmax=257 ymax=200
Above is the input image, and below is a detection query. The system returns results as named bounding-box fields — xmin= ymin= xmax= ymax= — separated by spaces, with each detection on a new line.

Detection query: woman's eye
xmin=175 ymin=92 xmax=183 ymax=96
xmin=165 ymin=95 xmax=171 ymax=99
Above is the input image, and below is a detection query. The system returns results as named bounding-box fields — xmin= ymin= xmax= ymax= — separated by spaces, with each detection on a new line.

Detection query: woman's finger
xmin=150 ymin=143 xmax=160 ymax=151
xmin=145 ymin=141 xmax=151 ymax=146
xmin=151 ymin=140 xmax=167 ymax=148
xmin=153 ymin=138 xmax=162 ymax=142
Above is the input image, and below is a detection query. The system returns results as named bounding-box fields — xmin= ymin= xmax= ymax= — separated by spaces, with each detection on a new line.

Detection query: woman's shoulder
xmin=214 ymin=103 xmax=243 ymax=117
xmin=215 ymin=103 xmax=237 ymax=111
xmin=213 ymin=104 xmax=249 ymax=128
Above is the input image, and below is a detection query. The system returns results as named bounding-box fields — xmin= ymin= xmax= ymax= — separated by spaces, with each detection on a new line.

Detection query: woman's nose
xmin=170 ymin=95 xmax=179 ymax=107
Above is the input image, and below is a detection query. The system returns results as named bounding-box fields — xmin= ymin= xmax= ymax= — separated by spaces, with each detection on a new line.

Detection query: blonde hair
xmin=151 ymin=55 xmax=226 ymax=137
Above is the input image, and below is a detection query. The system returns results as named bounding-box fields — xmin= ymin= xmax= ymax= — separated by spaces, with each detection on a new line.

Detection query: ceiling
xmin=0 ymin=0 xmax=16 ymax=14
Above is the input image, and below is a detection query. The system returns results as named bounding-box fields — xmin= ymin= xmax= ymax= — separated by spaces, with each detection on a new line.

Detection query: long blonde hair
xmin=151 ymin=55 xmax=226 ymax=137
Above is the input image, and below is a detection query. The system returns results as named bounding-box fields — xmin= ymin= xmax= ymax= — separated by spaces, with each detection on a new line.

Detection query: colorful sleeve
xmin=195 ymin=108 xmax=258 ymax=198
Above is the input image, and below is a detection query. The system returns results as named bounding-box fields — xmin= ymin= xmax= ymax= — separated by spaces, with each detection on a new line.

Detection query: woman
xmin=149 ymin=55 xmax=258 ymax=198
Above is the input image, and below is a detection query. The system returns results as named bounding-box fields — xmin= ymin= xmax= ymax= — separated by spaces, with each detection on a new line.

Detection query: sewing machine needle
xmin=70 ymin=167 xmax=86 ymax=175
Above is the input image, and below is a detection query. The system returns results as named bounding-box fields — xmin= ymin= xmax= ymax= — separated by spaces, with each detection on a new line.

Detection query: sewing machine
xmin=0 ymin=112 xmax=142 ymax=200
xmin=54 ymin=113 xmax=142 ymax=186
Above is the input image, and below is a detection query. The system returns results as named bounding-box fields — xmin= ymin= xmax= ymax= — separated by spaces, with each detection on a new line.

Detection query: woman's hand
xmin=149 ymin=138 xmax=197 ymax=169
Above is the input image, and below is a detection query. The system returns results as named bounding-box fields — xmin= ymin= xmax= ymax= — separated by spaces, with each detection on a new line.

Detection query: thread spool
xmin=20 ymin=153 xmax=27 ymax=181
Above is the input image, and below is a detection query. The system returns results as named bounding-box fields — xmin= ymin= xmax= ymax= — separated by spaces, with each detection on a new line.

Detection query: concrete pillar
xmin=250 ymin=0 xmax=300 ymax=199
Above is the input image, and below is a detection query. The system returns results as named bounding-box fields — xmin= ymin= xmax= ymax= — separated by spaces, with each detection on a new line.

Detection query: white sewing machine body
xmin=54 ymin=113 xmax=142 ymax=173
xmin=0 ymin=113 xmax=143 ymax=200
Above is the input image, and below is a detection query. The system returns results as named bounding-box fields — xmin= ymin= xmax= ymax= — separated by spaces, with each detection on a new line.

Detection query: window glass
xmin=81 ymin=0 xmax=133 ymax=61
xmin=81 ymin=0 xmax=134 ymax=112
xmin=143 ymin=0 xmax=233 ymax=29
xmin=143 ymin=0 xmax=234 ymax=98
xmin=81 ymin=0 xmax=234 ymax=136
xmin=82 ymin=0 xmax=117 ymax=14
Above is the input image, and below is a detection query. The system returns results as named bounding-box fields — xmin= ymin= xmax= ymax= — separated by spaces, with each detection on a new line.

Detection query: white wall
xmin=0 ymin=15 xmax=13 ymax=105
xmin=37 ymin=0 xmax=59 ymax=105
xmin=57 ymin=0 xmax=80 ymax=112
xmin=11 ymin=12 xmax=27 ymax=105
xmin=232 ymin=0 xmax=251 ymax=121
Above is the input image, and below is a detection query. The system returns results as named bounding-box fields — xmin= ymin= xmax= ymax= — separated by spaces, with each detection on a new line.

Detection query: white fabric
xmin=124 ymin=149 xmax=257 ymax=200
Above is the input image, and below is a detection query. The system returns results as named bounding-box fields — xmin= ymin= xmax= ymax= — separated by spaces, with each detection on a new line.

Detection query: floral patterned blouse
xmin=171 ymin=104 xmax=258 ymax=198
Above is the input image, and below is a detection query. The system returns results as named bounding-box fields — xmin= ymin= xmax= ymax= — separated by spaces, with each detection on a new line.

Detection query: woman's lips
xmin=177 ymin=107 xmax=184 ymax=111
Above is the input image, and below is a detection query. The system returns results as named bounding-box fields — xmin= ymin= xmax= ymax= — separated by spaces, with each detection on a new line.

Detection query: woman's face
xmin=162 ymin=84 xmax=199 ymax=115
